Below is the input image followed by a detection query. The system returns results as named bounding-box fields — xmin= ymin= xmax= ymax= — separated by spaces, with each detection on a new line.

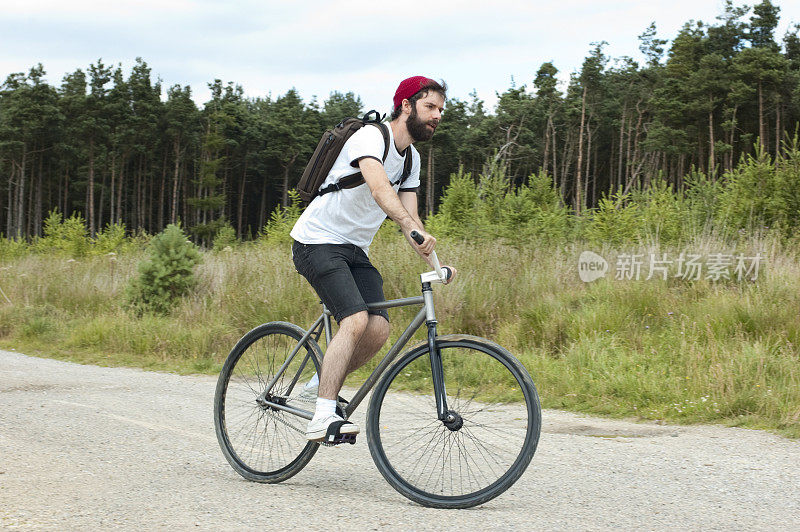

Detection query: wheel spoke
xmin=369 ymin=341 xmax=540 ymax=506
xmin=215 ymin=324 xmax=321 ymax=482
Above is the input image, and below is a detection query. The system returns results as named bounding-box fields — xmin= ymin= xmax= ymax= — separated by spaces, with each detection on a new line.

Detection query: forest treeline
xmin=2 ymin=0 xmax=800 ymax=243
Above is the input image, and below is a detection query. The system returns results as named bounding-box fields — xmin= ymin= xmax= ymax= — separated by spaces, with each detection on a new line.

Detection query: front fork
xmin=423 ymin=282 xmax=460 ymax=428
xmin=427 ymin=321 xmax=449 ymax=420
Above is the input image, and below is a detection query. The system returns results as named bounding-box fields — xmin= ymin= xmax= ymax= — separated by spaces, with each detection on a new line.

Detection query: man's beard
xmin=406 ymin=104 xmax=436 ymax=142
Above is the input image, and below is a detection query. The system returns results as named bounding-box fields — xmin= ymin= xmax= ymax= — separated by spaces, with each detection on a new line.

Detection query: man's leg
xmin=307 ymin=311 xmax=369 ymax=441
xmin=346 ymin=315 xmax=390 ymax=374
xmin=317 ymin=311 xmax=369 ymax=400
xmin=344 ymin=248 xmax=390 ymax=375
xmin=293 ymin=241 xmax=367 ymax=402
xmin=301 ymin=314 xmax=388 ymax=396
xmin=293 ymin=241 xmax=385 ymax=440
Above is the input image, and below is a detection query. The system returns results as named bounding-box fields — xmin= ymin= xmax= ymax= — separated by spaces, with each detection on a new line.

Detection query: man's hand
xmin=441 ymin=265 xmax=458 ymax=284
xmin=405 ymin=227 xmax=435 ymax=257
xmin=398 ymin=191 xmax=437 ymax=260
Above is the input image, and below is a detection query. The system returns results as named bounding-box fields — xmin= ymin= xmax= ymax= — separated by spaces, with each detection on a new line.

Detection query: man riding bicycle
xmin=290 ymin=76 xmax=456 ymax=442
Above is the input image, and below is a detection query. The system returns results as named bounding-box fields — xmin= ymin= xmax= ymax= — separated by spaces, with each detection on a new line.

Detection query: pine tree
xmin=188 ymin=80 xmax=231 ymax=246
xmin=265 ymin=89 xmax=318 ymax=207
xmin=164 ymin=85 xmax=200 ymax=225
xmin=125 ymin=223 xmax=201 ymax=315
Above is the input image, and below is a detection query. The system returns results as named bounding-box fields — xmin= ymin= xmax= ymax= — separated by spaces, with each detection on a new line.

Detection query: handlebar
xmin=410 ymin=230 xmax=451 ymax=283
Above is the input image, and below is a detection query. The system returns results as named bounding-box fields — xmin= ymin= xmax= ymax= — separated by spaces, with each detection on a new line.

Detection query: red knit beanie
xmin=393 ymin=76 xmax=436 ymax=110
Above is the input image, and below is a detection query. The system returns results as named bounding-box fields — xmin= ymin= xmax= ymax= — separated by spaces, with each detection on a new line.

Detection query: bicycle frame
xmin=259 ymin=281 xmax=451 ymax=423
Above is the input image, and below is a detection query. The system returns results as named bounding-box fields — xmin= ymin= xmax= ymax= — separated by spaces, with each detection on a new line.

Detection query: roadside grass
xmin=1 ymin=229 xmax=798 ymax=438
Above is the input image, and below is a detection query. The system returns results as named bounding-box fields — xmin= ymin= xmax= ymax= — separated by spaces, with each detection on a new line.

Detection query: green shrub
xmin=774 ymin=138 xmax=800 ymax=233
xmin=125 ymin=224 xmax=201 ymax=315
xmin=34 ymin=210 xmax=90 ymax=257
xmin=500 ymin=171 xmax=571 ymax=244
xmin=585 ymin=190 xmax=640 ymax=245
xmin=212 ymin=224 xmax=238 ymax=252
xmin=260 ymin=190 xmax=303 ymax=244
xmin=4 ymin=216 xmax=143 ymax=259
xmin=630 ymin=179 xmax=686 ymax=244
xmin=92 ymin=222 xmax=128 ymax=255
xmin=0 ymin=236 xmax=28 ymax=260
xmin=476 ymin=164 xmax=510 ymax=234
xmin=715 ymin=147 xmax=792 ymax=236
xmin=427 ymin=168 xmax=481 ymax=238
xmin=430 ymin=167 xmax=571 ymax=244
xmin=683 ymin=168 xmax=719 ymax=231
xmin=125 ymin=229 xmax=153 ymax=253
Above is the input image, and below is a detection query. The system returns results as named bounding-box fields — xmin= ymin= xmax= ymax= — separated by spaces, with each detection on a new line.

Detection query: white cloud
xmin=2 ymin=0 xmax=799 ymax=113
xmin=3 ymin=0 xmax=199 ymax=16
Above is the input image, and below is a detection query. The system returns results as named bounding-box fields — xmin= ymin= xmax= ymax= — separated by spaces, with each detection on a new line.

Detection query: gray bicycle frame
xmin=259 ymin=293 xmax=438 ymax=421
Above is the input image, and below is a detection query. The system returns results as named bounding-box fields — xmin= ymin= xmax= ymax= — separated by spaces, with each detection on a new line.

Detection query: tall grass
xmin=1 ymin=228 xmax=798 ymax=437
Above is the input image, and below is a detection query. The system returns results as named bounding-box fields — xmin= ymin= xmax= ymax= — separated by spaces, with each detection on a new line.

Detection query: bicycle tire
xmin=214 ymin=321 xmax=323 ymax=483
xmin=366 ymin=334 xmax=541 ymax=509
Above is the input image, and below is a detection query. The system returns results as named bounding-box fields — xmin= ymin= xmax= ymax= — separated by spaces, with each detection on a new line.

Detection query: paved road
xmin=1 ymin=350 xmax=798 ymax=530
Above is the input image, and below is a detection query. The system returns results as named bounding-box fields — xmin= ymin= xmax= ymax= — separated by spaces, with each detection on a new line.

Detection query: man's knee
xmin=339 ymin=311 xmax=369 ymax=336
xmin=368 ymin=315 xmax=391 ymax=344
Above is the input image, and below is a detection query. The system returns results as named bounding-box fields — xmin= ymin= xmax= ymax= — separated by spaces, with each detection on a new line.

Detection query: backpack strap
xmin=375 ymin=122 xmax=391 ymax=162
xmin=362 ymin=109 xmax=383 ymax=124
xmin=316 ymin=172 xmax=364 ymax=195
xmin=395 ymin=148 xmax=414 ymax=189
xmin=317 ymin=119 xmax=391 ymax=197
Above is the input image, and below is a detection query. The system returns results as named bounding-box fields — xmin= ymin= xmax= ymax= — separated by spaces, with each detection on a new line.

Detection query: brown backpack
xmin=296 ymin=110 xmax=412 ymax=205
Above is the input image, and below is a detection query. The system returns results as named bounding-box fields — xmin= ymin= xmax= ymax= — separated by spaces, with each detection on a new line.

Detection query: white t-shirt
xmin=290 ymin=123 xmax=421 ymax=254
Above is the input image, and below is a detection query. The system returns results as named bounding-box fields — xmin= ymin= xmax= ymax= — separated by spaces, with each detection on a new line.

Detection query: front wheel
xmin=214 ymin=321 xmax=322 ymax=483
xmin=366 ymin=335 xmax=541 ymax=509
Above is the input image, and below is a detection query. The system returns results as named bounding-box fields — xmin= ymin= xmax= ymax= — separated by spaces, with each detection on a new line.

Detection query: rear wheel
xmin=366 ymin=335 xmax=541 ymax=508
xmin=214 ymin=321 xmax=322 ymax=483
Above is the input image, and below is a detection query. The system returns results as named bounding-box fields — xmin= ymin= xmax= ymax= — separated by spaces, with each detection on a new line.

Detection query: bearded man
xmin=290 ymin=76 xmax=455 ymax=441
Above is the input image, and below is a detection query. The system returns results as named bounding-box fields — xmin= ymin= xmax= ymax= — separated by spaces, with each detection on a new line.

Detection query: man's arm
xmin=399 ymin=189 xmax=457 ymax=281
xmin=398 ymin=190 xmax=424 ymax=230
xmin=398 ymin=189 xmax=439 ymax=268
xmin=358 ymin=157 xmax=435 ymax=255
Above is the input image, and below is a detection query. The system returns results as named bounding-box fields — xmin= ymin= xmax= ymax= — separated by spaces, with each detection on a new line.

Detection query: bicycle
xmin=213 ymin=232 xmax=541 ymax=509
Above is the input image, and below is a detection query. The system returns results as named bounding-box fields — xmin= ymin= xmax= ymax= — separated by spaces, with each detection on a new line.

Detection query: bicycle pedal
xmin=322 ymin=433 xmax=357 ymax=446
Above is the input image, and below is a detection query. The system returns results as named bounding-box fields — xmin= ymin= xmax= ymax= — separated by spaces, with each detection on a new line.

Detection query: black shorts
xmin=292 ymin=240 xmax=389 ymax=324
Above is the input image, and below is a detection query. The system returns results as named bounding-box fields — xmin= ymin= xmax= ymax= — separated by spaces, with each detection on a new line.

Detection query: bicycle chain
xmin=265 ymin=408 xmax=305 ymax=435
xmin=284 ymin=395 xmax=315 ymax=404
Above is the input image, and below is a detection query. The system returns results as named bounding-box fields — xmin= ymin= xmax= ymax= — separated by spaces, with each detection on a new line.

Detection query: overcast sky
xmin=3 ymin=0 xmax=800 ymax=114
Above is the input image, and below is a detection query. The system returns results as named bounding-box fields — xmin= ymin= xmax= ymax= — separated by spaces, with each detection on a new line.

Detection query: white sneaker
xmin=290 ymin=386 xmax=348 ymax=416
xmin=306 ymin=414 xmax=359 ymax=442
xmin=295 ymin=384 xmax=318 ymax=403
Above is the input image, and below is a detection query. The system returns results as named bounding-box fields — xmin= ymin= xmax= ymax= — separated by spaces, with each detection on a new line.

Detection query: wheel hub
xmin=443 ymin=410 xmax=463 ymax=431
xmin=256 ymin=393 xmax=286 ymax=412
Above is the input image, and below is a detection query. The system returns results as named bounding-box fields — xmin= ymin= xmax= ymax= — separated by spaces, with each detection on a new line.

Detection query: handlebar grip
xmin=442 ymin=266 xmax=452 ymax=281
xmin=410 ymin=230 xmax=424 ymax=245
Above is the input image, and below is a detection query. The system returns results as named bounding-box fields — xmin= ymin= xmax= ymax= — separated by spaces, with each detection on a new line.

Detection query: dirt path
xmin=1 ymin=350 xmax=798 ymax=530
